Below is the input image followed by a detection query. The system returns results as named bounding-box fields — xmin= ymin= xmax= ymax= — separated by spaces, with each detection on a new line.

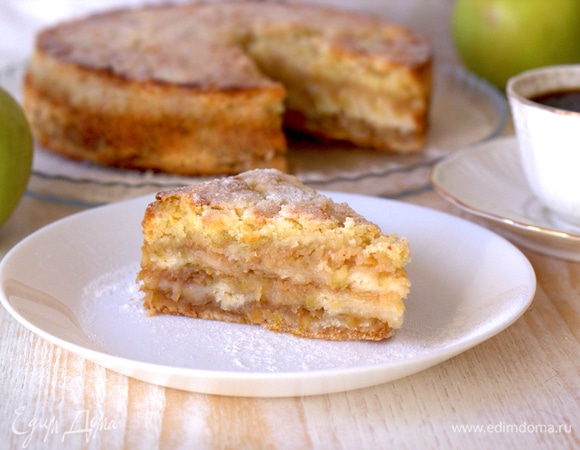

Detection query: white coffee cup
xmin=507 ymin=65 xmax=580 ymax=230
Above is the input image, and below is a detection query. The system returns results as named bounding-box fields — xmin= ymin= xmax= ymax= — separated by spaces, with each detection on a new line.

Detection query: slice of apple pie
xmin=137 ymin=169 xmax=410 ymax=340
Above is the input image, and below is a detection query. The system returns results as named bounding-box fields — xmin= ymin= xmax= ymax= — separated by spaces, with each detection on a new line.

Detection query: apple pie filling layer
xmin=140 ymin=271 xmax=396 ymax=340
xmin=139 ymin=267 xmax=405 ymax=329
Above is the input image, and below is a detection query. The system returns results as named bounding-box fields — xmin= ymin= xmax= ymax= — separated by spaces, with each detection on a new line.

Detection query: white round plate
xmin=0 ymin=192 xmax=535 ymax=397
xmin=431 ymin=136 xmax=580 ymax=261
xmin=1 ymin=58 xmax=506 ymax=204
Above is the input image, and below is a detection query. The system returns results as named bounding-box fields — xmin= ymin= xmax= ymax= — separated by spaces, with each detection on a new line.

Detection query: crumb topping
xmin=156 ymin=169 xmax=367 ymax=224
xmin=37 ymin=1 xmax=430 ymax=87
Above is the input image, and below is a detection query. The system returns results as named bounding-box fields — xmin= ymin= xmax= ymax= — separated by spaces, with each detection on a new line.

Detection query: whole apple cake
xmin=137 ymin=169 xmax=411 ymax=340
xmin=23 ymin=1 xmax=432 ymax=176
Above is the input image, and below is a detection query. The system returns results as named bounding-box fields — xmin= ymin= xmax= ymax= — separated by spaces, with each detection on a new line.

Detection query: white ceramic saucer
xmin=431 ymin=136 xmax=580 ymax=261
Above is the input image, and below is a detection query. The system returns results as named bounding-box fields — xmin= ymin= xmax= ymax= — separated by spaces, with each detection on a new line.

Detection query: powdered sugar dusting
xmin=74 ymin=254 xmax=521 ymax=375
xmin=76 ymin=263 xmax=428 ymax=373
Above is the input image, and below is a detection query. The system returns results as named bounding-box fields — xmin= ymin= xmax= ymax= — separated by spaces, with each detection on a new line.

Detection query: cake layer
xmin=24 ymin=49 xmax=287 ymax=175
xmin=138 ymin=169 xmax=411 ymax=340
xmin=24 ymin=1 xmax=432 ymax=176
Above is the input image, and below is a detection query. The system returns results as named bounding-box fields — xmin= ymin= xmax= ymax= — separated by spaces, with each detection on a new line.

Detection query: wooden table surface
xmin=1 ymin=1 xmax=579 ymax=449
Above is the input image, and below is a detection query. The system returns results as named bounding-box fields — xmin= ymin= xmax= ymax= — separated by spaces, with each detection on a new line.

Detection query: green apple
xmin=0 ymin=86 xmax=33 ymax=227
xmin=452 ymin=0 xmax=580 ymax=89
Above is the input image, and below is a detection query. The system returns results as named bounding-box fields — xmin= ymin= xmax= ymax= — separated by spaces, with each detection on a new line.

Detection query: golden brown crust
xmin=138 ymin=169 xmax=411 ymax=341
xmin=23 ymin=50 xmax=288 ymax=175
xmin=24 ymin=1 xmax=432 ymax=175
